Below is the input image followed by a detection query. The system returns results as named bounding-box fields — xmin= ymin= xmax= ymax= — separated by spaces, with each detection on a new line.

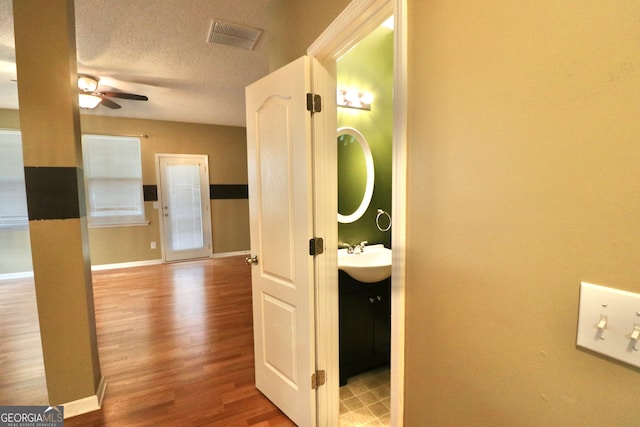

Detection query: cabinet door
xmin=372 ymin=281 xmax=392 ymax=363
xmin=339 ymin=285 xmax=375 ymax=365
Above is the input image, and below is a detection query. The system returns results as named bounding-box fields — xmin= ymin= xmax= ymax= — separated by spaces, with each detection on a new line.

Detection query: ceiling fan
xmin=77 ymin=74 xmax=148 ymax=110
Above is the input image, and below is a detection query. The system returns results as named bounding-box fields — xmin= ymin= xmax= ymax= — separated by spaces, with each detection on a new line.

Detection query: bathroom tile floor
xmin=339 ymin=367 xmax=390 ymax=426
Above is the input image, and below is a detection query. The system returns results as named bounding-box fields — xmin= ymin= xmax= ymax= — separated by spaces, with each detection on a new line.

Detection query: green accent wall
xmin=337 ymin=26 xmax=393 ymax=248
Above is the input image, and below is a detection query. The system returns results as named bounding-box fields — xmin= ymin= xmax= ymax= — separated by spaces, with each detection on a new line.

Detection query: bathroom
xmin=337 ymin=19 xmax=393 ymax=426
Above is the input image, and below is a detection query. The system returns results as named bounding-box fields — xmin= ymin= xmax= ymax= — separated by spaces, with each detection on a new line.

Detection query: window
xmin=82 ymin=135 xmax=146 ymax=227
xmin=0 ymin=131 xmax=28 ymax=229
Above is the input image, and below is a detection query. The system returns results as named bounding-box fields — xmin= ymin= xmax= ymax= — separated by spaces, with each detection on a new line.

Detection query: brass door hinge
xmin=311 ymin=370 xmax=326 ymax=389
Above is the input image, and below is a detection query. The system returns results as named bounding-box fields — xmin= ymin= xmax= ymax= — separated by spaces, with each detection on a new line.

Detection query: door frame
xmin=308 ymin=0 xmax=407 ymax=425
xmin=155 ymin=153 xmax=213 ymax=262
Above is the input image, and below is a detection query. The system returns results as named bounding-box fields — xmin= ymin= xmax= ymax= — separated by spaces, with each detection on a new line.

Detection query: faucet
xmin=354 ymin=241 xmax=368 ymax=254
xmin=341 ymin=241 xmax=368 ymax=254
xmin=341 ymin=243 xmax=355 ymax=254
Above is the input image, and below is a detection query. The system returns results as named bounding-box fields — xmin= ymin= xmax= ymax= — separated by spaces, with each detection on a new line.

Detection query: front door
xmin=157 ymin=154 xmax=212 ymax=262
xmin=245 ymin=56 xmax=317 ymax=427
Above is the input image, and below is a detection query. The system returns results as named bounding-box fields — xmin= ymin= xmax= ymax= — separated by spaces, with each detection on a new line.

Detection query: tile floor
xmin=339 ymin=367 xmax=390 ymax=426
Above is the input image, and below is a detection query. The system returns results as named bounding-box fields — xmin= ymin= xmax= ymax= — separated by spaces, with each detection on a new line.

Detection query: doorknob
xmin=245 ymin=255 xmax=258 ymax=265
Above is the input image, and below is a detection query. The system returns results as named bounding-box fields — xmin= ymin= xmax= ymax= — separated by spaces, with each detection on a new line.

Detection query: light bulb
xmin=78 ymin=93 xmax=102 ymax=109
xmin=360 ymin=92 xmax=374 ymax=105
xmin=345 ymin=90 xmax=359 ymax=103
xmin=77 ymin=75 xmax=99 ymax=92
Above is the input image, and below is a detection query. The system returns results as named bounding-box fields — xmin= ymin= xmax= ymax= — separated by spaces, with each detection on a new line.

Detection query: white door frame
xmin=308 ymin=0 xmax=407 ymax=425
xmin=155 ymin=153 xmax=213 ymax=262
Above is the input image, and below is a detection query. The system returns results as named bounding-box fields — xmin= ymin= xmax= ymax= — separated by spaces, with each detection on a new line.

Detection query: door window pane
xmin=166 ymin=164 xmax=203 ymax=250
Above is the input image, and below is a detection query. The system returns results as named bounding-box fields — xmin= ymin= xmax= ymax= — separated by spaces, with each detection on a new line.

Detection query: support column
xmin=12 ymin=0 xmax=103 ymax=412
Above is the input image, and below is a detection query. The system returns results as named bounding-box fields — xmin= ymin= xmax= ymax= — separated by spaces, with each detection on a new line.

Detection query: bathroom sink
xmin=338 ymin=244 xmax=392 ymax=283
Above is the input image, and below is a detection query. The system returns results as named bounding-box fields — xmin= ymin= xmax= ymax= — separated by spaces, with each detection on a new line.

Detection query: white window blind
xmin=0 ymin=131 xmax=29 ymax=228
xmin=166 ymin=164 xmax=204 ymax=250
xmin=82 ymin=135 xmax=145 ymax=226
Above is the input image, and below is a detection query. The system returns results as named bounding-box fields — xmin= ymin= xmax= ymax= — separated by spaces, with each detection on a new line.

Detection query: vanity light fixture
xmin=337 ymin=88 xmax=373 ymax=111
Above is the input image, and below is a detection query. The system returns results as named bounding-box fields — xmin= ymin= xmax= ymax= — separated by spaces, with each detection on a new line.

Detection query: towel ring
xmin=376 ymin=209 xmax=392 ymax=232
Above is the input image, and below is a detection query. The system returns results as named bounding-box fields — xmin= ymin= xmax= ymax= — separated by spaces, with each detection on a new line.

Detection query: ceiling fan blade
xmin=99 ymin=97 xmax=122 ymax=109
xmin=100 ymin=91 xmax=148 ymax=101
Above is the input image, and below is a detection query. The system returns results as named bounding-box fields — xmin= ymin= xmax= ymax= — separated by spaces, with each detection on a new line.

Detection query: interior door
xmin=245 ymin=56 xmax=316 ymax=427
xmin=157 ymin=154 xmax=212 ymax=262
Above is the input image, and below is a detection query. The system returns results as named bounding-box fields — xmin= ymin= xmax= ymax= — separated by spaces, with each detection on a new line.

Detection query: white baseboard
xmin=0 ymin=271 xmax=34 ymax=280
xmin=0 ymin=259 xmax=164 ymax=281
xmin=212 ymin=250 xmax=250 ymax=258
xmin=90 ymin=259 xmax=163 ymax=271
xmin=1 ymin=254 xmax=248 ymax=280
xmin=63 ymin=376 xmax=107 ymax=419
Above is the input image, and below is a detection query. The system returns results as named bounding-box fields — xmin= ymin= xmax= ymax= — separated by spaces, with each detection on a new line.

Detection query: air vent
xmin=207 ymin=20 xmax=262 ymax=50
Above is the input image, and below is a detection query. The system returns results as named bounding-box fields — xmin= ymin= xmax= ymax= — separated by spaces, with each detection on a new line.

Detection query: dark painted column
xmin=13 ymin=0 xmax=102 ymax=407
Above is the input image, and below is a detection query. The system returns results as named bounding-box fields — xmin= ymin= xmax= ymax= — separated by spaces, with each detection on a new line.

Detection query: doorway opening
xmin=309 ymin=0 xmax=406 ymax=425
xmin=336 ymin=19 xmax=394 ymax=426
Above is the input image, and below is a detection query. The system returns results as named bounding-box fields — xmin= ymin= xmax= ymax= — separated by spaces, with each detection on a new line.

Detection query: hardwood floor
xmin=1 ymin=257 xmax=296 ymax=426
xmin=0 ymin=277 xmax=48 ymax=405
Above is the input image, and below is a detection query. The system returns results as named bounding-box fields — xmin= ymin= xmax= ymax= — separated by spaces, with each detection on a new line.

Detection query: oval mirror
xmin=337 ymin=127 xmax=374 ymax=223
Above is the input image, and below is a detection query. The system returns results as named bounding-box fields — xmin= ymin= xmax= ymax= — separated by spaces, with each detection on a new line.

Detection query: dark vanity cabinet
xmin=339 ymin=270 xmax=391 ymax=386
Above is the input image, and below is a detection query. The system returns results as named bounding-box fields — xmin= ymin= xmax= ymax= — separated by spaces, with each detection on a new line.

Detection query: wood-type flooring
xmin=0 ymin=256 xmax=295 ymax=426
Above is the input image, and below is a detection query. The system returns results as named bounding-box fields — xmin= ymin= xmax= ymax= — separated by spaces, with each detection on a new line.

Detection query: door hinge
xmin=311 ymin=370 xmax=326 ymax=389
xmin=309 ymin=237 xmax=324 ymax=256
xmin=306 ymin=93 xmax=322 ymax=114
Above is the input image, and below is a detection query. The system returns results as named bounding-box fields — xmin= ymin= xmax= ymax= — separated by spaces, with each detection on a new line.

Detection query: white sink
xmin=338 ymin=244 xmax=392 ymax=283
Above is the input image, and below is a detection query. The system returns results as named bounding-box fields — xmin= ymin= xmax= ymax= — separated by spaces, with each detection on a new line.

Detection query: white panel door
xmin=245 ymin=56 xmax=316 ymax=427
xmin=158 ymin=154 xmax=212 ymax=262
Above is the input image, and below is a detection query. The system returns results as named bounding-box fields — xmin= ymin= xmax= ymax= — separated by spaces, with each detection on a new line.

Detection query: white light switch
xmin=577 ymin=282 xmax=640 ymax=368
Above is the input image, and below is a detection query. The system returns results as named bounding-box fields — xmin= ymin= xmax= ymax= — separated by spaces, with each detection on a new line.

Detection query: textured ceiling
xmin=0 ymin=0 xmax=270 ymax=127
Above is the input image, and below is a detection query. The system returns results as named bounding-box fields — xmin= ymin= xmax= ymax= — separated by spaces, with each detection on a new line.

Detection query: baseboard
xmin=0 ymin=271 xmax=34 ymax=281
xmin=212 ymin=250 xmax=250 ymax=258
xmin=63 ymin=376 xmax=107 ymax=419
xmin=1 ymin=254 xmax=247 ymax=280
xmin=0 ymin=259 xmax=164 ymax=281
xmin=90 ymin=259 xmax=163 ymax=271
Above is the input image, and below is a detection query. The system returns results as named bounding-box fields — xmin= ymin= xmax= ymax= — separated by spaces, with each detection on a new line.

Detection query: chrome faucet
xmin=341 ymin=241 xmax=368 ymax=254
xmin=341 ymin=243 xmax=355 ymax=254
xmin=354 ymin=241 xmax=368 ymax=254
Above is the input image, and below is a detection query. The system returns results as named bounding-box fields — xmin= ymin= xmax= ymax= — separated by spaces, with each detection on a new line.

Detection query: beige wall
xmin=405 ymin=0 xmax=640 ymax=425
xmin=265 ymin=0 xmax=351 ymax=71
xmin=0 ymin=228 xmax=33 ymax=273
xmin=82 ymin=115 xmax=250 ymax=262
xmin=0 ymin=109 xmax=250 ymax=270
xmin=0 ymin=109 xmax=32 ymax=274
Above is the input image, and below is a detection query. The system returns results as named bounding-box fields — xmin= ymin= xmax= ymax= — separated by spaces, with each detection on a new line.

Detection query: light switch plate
xmin=577 ymin=282 xmax=640 ymax=368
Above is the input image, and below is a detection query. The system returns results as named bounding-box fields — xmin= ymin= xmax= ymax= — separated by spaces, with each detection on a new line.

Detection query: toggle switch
xmin=630 ymin=324 xmax=640 ymax=351
xmin=597 ymin=315 xmax=608 ymax=339
xmin=597 ymin=315 xmax=608 ymax=330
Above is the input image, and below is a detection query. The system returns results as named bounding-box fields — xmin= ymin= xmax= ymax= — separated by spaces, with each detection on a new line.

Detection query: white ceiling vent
xmin=207 ymin=20 xmax=262 ymax=50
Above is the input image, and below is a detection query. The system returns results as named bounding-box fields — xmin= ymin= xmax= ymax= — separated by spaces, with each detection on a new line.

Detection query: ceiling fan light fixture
xmin=79 ymin=93 xmax=102 ymax=109
xmin=77 ymin=74 xmax=99 ymax=92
